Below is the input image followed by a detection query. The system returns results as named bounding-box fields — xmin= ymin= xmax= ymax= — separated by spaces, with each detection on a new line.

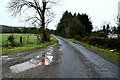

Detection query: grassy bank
xmin=58 ymin=36 xmax=119 ymax=62
xmin=1 ymin=34 xmax=58 ymax=55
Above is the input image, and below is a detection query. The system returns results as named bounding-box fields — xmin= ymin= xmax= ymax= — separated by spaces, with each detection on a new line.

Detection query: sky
xmin=0 ymin=0 xmax=120 ymax=31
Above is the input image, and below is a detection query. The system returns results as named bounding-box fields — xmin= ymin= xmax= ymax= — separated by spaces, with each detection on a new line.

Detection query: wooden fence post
xmin=27 ymin=36 xmax=29 ymax=43
xmin=23 ymin=37 xmax=25 ymax=43
xmin=20 ymin=36 xmax=22 ymax=43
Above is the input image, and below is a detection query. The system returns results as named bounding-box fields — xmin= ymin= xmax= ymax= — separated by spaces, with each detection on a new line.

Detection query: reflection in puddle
xmin=1 ymin=56 xmax=8 ymax=58
xmin=10 ymin=51 xmax=53 ymax=73
xmin=10 ymin=61 xmax=42 ymax=73
xmin=0 ymin=56 xmax=13 ymax=60
xmin=45 ymin=56 xmax=53 ymax=65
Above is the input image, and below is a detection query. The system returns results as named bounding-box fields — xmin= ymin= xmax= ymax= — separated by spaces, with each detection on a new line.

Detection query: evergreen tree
xmin=78 ymin=13 xmax=93 ymax=36
xmin=103 ymin=25 xmax=106 ymax=32
xmin=56 ymin=11 xmax=93 ymax=38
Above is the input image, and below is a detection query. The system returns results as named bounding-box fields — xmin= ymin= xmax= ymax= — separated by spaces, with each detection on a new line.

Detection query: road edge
xmin=57 ymin=36 xmax=120 ymax=67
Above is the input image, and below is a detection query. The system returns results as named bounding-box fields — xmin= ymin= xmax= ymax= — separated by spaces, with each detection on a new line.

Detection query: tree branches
xmin=7 ymin=0 xmax=57 ymax=28
xmin=7 ymin=0 xmax=58 ymax=41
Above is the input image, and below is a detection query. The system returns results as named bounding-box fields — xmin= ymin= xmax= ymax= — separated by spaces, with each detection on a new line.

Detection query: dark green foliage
xmin=22 ymin=28 xmax=29 ymax=33
xmin=106 ymin=24 xmax=110 ymax=33
xmin=103 ymin=25 xmax=106 ymax=32
xmin=7 ymin=35 xmax=15 ymax=47
xmin=46 ymin=28 xmax=56 ymax=34
xmin=1 ymin=25 xmax=41 ymax=34
xmin=28 ymin=27 xmax=39 ymax=34
xmin=14 ymin=28 xmax=21 ymax=33
xmin=78 ymin=13 xmax=93 ymax=35
xmin=87 ymin=37 xmax=120 ymax=52
xmin=56 ymin=11 xmax=93 ymax=39
xmin=22 ymin=27 xmax=39 ymax=34
xmin=41 ymin=31 xmax=50 ymax=42
xmin=118 ymin=26 xmax=120 ymax=35
xmin=99 ymin=33 xmax=107 ymax=37
xmin=90 ymin=31 xmax=107 ymax=38
xmin=113 ymin=26 xmax=117 ymax=34
xmin=56 ymin=11 xmax=73 ymax=37
xmin=88 ymin=37 xmax=106 ymax=47
xmin=74 ymin=35 xmax=82 ymax=41
xmin=1 ymin=25 xmax=22 ymax=33
xmin=106 ymin=39 xmax=120 ymax=52
xmin=102 ymin=24 xmax=110 ymax=33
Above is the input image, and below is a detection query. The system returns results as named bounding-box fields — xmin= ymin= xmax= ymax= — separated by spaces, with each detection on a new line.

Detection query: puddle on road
xmin=10 ymin=61 xmax=42 ymax=73
xmin=10 ymin=47 xmax=54 ymax=73
xmin=0 ymin=56 xmax=13 ymax=60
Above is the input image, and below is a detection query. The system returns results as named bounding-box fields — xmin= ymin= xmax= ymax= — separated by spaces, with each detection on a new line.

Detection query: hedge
xmin=87 ymin=37 xmax=120 ymax=52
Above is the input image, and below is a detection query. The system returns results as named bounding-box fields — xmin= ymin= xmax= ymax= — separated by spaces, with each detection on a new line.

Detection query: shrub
xmin=106 ymin=38 xmax=120 ymax=52
xmin=88 ymin=37 xmax=105 ymax=46
xmin=99 ymin=33 xmax=107 ymax=37
xmin=66 ymin=35 xmax=72 ymax=38
xmin=7 ymin=35 xmax=15 ymax=47
xmin=74 ymin=35 xmax=82 ymax=41
xmin=87 ymin=37 xmax=120 ymax=52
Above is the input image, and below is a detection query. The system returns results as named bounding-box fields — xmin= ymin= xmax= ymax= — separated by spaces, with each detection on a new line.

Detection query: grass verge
xmin=2 ymin=35 xmax=58 ymax=55
xmin=58 ymin=36 xmax=119 ymax=62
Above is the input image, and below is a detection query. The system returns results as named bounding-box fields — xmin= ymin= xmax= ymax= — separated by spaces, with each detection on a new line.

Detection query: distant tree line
xmin=102 ymin=24 xmax=120 ymax=34
xmin=56 ymin=11 xmax=93 ymax=40
xmin=1 ymin=25 xmax=54 ymax=34
xmin=1 ymin=26 xmax=38 ymax=33
xmin=93 ymin=24 xmax=120 ymax=38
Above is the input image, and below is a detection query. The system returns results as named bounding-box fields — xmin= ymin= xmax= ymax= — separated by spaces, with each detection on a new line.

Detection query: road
xmin=53 ymin=35 xmax=119 ymax=78
xmin=2 ymin=35 xmax=120 ymax=78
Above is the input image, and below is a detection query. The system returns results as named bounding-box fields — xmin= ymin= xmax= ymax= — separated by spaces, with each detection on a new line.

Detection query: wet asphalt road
xmin=2 ymin=35 xmax=120 ymax=78
xmin=53 ymin=35 xmax=119 ymax=78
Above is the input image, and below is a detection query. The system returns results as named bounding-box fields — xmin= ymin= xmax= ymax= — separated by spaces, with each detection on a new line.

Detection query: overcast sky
xmin=0 ymin=0 xmax=119 ymax=31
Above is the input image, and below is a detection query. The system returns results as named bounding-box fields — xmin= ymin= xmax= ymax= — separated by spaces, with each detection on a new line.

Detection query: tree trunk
xmin=20 ymin=37 xmax=22 ymax=43
xmin=41 ymin=2 xmax=48 ymax=41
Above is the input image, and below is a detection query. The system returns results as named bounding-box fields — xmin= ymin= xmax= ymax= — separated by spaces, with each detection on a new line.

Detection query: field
xmin=1 ymin=33 xmax=38 ymax=46
xmin=1 ymin=33 xmax=58 ymax=55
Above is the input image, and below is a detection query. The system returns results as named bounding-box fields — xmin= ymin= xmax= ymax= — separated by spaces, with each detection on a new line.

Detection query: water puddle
xmin=0 ymin=56 xmax=13 ymax=60
xmin=10 ymin=61 xmax=42 ymax=73
xmin=10 ymin=48 xmax=54 ymax=73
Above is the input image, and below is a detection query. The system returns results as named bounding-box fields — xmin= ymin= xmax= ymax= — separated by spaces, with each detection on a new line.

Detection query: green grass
xmin=1 ymin=33 xmax=38 ymax=46
xmin=1 ymin=34 xmax=58 ymax=55
xmin=58 ymin=36 xmax=119 ymax=61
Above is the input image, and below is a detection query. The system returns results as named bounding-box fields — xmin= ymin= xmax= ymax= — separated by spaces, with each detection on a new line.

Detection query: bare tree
xmin=117 ymin=15 xmax=120 ymax=35
xmin=7 ymin=0 xmax=58 ymax=41
xmin=113 ymin=13 xmax=120 ymax=35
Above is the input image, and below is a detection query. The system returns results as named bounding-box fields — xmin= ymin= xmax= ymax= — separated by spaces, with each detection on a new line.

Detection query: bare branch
xmin=7 ymin=0 xmax=59 ymax=41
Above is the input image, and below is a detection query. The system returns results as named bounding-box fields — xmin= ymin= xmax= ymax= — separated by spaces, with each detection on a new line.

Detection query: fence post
xmin=20 ymin=36 xmax=22 ymax=43
xmin=27 ymin=36 xmax=29 ymax=43
xmin=23 ymin=37 xmax=25 ymax=43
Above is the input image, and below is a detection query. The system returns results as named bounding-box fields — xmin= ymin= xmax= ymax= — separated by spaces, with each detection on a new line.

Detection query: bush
xmin=90 ymin=32 xmax=107 ymax=38
xmin=41 ymin=32 xmax=50 ymax=42
xmin=66 ymin=35 xmax=72 ymax=38
xmin=106 ymin=39 xmax=120 ymax=51
xmin=87 ymin=37 xmax=120 ymax=52
xmin=7 ymin=35 xmax=15 ymax=47
xmin=74 ymin=35 xmax=82 ymax=41
xmin=88 ymin=37 xmax=105 ymax=46
xmin=99 ymin=33 xmax=107 ymax=37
